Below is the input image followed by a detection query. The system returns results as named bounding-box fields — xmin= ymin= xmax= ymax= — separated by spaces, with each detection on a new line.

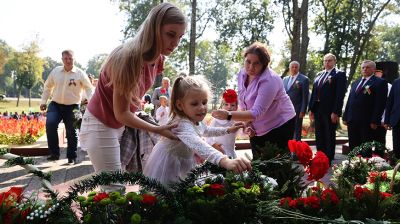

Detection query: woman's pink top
xmin=87 ymin=56 xmax=164 ymax=128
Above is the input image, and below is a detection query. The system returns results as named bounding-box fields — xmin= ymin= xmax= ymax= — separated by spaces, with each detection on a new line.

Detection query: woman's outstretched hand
xmin=211 ymin=109 xmax=229 ymax=120
xmin=154 ymin=123 xmax=178 ymax=140
xmin=219 ymin=157 xmax=252 ymax=173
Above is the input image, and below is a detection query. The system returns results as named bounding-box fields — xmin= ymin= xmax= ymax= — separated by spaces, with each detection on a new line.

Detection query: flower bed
xmin=0 ymin=117 xmax=45 ymax=145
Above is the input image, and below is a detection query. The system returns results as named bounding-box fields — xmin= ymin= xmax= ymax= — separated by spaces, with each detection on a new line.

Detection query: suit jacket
xmin=385 ymin=78 xmax=400 ymax=127
xmin=343 ymin=75 xmax=388 ymax=124
xmin=283 ymin=73 xmax=310 ymax=114
xmin=309 ymin=68 xmax=347 ymax=116
xmin=151 ymin=86 xmax=172 ymax=108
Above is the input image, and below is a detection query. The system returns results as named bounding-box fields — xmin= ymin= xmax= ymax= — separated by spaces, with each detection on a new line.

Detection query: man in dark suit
xmin=309 ymin=53 xmax=347 ymax=164
xmin=343 ymin=60 xmax=388 ymax=154
xmin=384 ymin=78 xmax=400 ymax=159
xmin=283 ymin=61 xmax=309 ymax=141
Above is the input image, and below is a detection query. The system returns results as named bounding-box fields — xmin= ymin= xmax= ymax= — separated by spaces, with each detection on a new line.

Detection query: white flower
xmin=144 ymin=103 xmax=155 ymax=113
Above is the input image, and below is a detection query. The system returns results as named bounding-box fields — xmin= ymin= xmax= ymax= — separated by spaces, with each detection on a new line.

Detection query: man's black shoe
xmin=68 ymin=158 xmax=77 ymax=164
xmin=47 ymin=155 xmax=59 ymax=161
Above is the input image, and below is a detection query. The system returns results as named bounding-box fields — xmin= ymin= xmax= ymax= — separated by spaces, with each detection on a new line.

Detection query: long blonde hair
xmin=103 ymin=3 xmax=186 ymax=105
xmin=170 ymin=75 xmax=212 ymax=120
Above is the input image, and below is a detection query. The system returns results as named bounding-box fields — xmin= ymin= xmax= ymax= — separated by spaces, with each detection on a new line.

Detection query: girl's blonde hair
xmin=103 ymin=3 xmax=186 ymax=106
xmin=170 ymin=75 xmax=212 ymax=120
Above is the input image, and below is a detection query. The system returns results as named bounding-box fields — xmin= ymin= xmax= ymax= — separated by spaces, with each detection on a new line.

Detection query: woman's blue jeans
xmin=46 ymin=101 xmax=79 ymax=159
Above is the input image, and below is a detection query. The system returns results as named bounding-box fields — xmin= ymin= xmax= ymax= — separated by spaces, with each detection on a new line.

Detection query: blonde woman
xmin=79 ymin=3 xmax=186 ymax=191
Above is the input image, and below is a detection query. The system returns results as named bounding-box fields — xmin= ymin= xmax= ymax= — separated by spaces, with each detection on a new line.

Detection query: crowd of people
xmin=35 ymin=2 xmax=400 ymax=190
xmin=0 ymin=111 xmax=45 ymax=120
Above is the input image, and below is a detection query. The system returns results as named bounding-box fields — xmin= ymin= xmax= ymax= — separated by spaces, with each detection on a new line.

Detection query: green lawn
xmin=0 ymin=98 xmax=41 ymax=114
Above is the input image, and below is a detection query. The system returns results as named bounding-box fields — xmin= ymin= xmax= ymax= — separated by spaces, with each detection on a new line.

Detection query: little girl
xmin=155 ymin=95 xmax=170 ymax=125
xmin=143 ymin=76 xmax=252 ymax=185
xmin=206 ymin=89 xmax=239 ymax=159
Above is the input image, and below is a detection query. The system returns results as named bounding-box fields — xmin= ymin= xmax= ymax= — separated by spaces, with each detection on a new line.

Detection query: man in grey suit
xmin=283 ymin=61 xmax=310 ymax=141
xmin=152 ymin=77 xmax=172 ymax=110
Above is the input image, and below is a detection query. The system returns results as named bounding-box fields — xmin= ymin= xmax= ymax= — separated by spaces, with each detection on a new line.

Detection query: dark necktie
xmin=318 ymin=72 xmax=328 ymax=88
xmin=356 ymin=78 xmax=366 ymax=94
xmin=317 ymin=72 xmax=328 ymax=101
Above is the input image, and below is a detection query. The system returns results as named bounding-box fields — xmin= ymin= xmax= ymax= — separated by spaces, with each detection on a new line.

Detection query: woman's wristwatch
xmin=227 ymin=111 xmax=232 ymax=121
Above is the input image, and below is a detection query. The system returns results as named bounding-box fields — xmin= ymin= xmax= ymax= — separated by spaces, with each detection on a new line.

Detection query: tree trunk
xmin=299 ymin=0 xmax=309 ymax=74
xmin=16 ymin=88 xmax=21 ymax=107
xmin=291 ymin=0 xmax=301 ymax=62
xmin=189 ymin=0 xmax=197 ymax=75
xmin=28 ymin=89 xmax=31 ymax=107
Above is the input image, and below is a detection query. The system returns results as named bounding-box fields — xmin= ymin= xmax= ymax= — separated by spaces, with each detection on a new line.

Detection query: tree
xmin=42 ymin=57 xmax=61 ymax=81
xmin=9 ymin=41 xmax=44 ymax=107
xmin=279 ymin=0 xmax=309 ymax=74
xmin=376 ymin=24 xmax=400 ymax=62
xmin=212 ymin=0 xmax=275 ymax=60
xmin=86 ymin=53 xmax=108 ymax=77
xmin=313 ymin=0 xmax=393 ymax=84
xmin=115 ymin=0 xmax=162 ymax=38
xmin=0 ymin=40 xmax=15 ymax=95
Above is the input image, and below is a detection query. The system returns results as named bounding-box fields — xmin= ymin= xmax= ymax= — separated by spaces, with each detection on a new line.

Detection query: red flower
xmin=288 ymin=140 xmax=297 ymax=153
xmin=93 ymin=192 xmax=109 ymax=202
xmin=222 ymin=89 xmax=237 ymax=104
xmin=288 ymin=140 xmax=313 ymax=166
xmin=304 ymin=196 xmax=321 ymax=209
xmin=321 ymin=188 xmax=339 ymax=205
xmin=141 ymin=194 xmax=157 ymax=205
xmin=306 ymin=151 xmax=330 ymax=181
xmin=279 ymin=197 xmax=292 ymax=207
xmin=288 ymin=198 xmax=298 ymax=208
xmin=354 ymin=186 xmax=372 ymax=200
xmin=206 ymin=183 xmax=225 ymax=197
xmin=160 ymin=88 xmax=167 ymax=95
xmin=368 ymin=171 xmax=388 ymax=183
xmin=0 ymin=187 xmax=24 ymax=207
xmin=244 ymin=183 xmax=252 ymax=189
xmin=380 ymin=192 xmax=392 ymax=200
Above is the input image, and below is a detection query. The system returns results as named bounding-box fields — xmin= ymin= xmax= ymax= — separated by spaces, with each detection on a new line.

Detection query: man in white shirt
xmin=40 ymin=50 xmax=94 ymax=164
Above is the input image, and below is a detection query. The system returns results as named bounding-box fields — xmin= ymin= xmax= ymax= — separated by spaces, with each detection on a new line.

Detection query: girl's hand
xmin=228 ymin=122 xmax=244 ymax=134
xmin=154 ymin=123 xmax=178 ymax=140
xmin=219 ymin=157 xmax=252 ymax=173
xmin=245 ymin=127 xmax=255 ymax=137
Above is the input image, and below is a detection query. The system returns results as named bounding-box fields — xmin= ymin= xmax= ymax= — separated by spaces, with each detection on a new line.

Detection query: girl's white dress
xmin=143 ymin=116 xmax=228 ymax=185
xmin=155 ymin=106 xmax=170 ymax=125
xmin=205 ymin=118 xmax=237 ymax=159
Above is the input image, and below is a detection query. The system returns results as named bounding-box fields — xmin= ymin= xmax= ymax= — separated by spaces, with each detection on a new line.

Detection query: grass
xmin=0 ymin=98 xmax=41 ymax=114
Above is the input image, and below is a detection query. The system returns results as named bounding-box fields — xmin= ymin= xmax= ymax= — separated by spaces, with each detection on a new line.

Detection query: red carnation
xmin=354 ymin=187 xmax=372 ymax=200
xmin=288 ymin=140 xmax=297 ymax=153
xmin=141 ymin=194 xmax=157 ymax=205
xmin=93 ymin=192 xmax=109 ymax=202
xmin=304 ymin=196 xmax=321 ymax=209
xmin=306 ymin=151 xmax=330 ymax=181
xmin=368 ymin=171 xmax=388 ymax=183
xmin=288 ymin=198 xmax=298 ymax=208
xmin=321 ymin=188 xmax=339 ymax=205
xmin=206 ymin=183 xmax=225 ymax=197
xmin=160 ymin=88 xmax=167 ymax=95
xmin=279 ymin=197 xmax=292 ymax=207
xmin=295 ymin=141 xmax=313 ymax=166
xmin=380 ymin=192 xmax=392 ymax=200
xmin=222 ymin=89 xmax=238 ymax=104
